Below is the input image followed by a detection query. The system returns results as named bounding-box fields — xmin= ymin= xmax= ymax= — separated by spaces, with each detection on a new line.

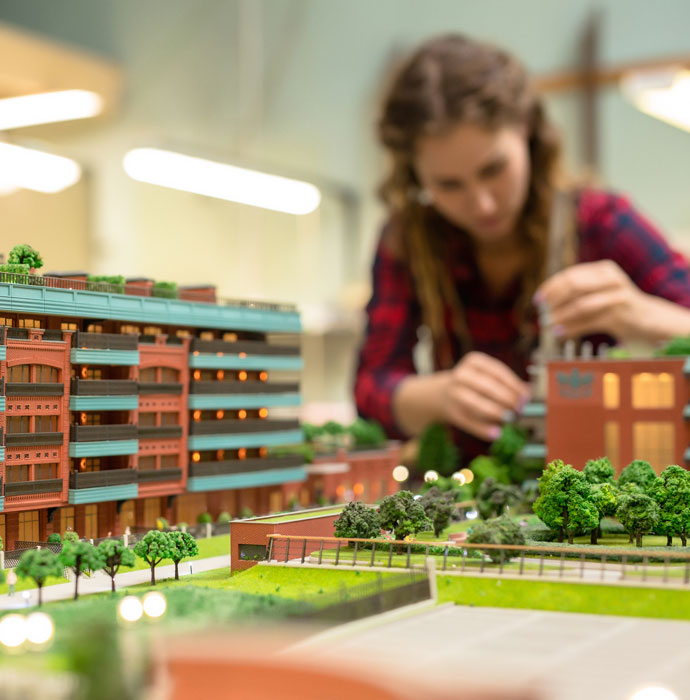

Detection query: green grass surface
xmin=438 ymin=575 xmax=690 ymax=620
xmin=255 ymin=506 xmax=345 ymax=524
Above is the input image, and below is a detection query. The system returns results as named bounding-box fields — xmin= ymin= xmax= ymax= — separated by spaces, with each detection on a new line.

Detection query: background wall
xmin=1 ymin=0 xmax=689 ymax=415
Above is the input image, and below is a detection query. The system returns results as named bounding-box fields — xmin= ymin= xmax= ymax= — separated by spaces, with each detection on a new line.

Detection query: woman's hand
xmin=440 ymin=351 xmax=530 ymax=441
xmin=534 ymin=260 xmax=655 ymax=341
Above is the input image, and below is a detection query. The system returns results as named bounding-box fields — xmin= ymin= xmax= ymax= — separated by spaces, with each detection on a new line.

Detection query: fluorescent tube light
xmin=0 ymin=142 xmax=81 ymax=193
xmin=621 ymin=67 xmax=690 ymax=133
xmin=0 ymin=89 xmax=103 ymax=130
xmin=123 ymin=147 xmax=321 ymax=215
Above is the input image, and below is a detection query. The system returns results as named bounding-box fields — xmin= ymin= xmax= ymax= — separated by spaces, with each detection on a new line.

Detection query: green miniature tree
xmin=417 ymin=423 xmax=459 ymax=477
xmin=167 ymin=531 xmax=199 ymax=580
xmin=656 ymin=336 xmax=690 ymax=356
xmin=583 ymin=457 xmax=616 ymax=485
xmin=348 ymin=418 xmax=386 ymax=448
xmin=196 ymin=512 xmax=212 ymax=524
xmin=617 ymin=488 xmax=660 ymax=547
xmin=47 ymin=532 xmax=62 ymax=544
xmin=466 ymin=515 xmax=526 ymax=563
xmin=420 ymin=487 xmax=454 ymax=538
xmin=216 ymin=511 xmax=232 ymax=524
xmin=534 ymin=462 xmax=598 ymax=543
xmin=653 ymin=465 xmax=690 ymax=546
xmin=62 ymin=531 xmax=79 ymax=545
xmin=16 ymin=549 xmax=61 ymax=606
xmin=590 ymin=482 xmax=619 ymax=544
xmin=619 ymin=460 xmax=657 ymax=494
xmin=467 ymin=455 xmax=510 ymax=495
xmin=490 ymin=424 xmax=529 ymax=482
xmin=133 ymin=530 xmax=172 ymax=585
xmin=59 ymin=540 xmax=104 ymax=601
xmin=377 ymin=490 xmax=432 ymax=543
xmin=97 ymin=539 xmax=136 ymax=593
xmin=8 ymin=244 xmax=43 ymax=270
xmin=476 ymin=477 xmax=521 ymax=520
xmin=334 ymin=501 xmax=381 ymax=540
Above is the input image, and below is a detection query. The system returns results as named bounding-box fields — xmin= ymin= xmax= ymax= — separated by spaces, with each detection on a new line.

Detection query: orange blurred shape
xmin=239 ymin=352 xmax=247 ymax=358
xmin=353 ymin=482 xmax=364 ymax=496
xmin=259 ymin=408 xmax=268 ymax=418
xmin=335 ymin=485 xmax=345 ymax=498
xmin=193 ymin=370 xmax=201 ymax=380
xmin=238 ymin=410 xmax=247 ymax=420
xmin=192 ymin=452 xmax=201 ymax=463
xmin=238 ymin=448 xmax=247 ymax=460
xmin=217 ymin=370 xmax=224 ymax=380
xmin=216 ymin=410 xmax=224 ymax=420
xmin=259 ymin=446 xmax=267 ymax=457
xmin=239 ymin=371 xmax=248 ymax=381
xmin=193 ymin=410 xmax=201 ymax=421
xmin=259 ymin=371 xmax=268 ymax=381
xmin=216 ymin=450 xmax=225 ymax=460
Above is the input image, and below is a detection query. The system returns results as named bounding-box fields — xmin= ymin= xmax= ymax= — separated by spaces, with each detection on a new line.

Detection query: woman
xmin=354 ymin=34 xmax=690 ymax=463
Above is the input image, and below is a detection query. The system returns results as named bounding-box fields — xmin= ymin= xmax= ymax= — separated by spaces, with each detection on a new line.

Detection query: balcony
xmin=5 ymin=479 xmax=63 ymax=496
xmin=69 ymin=469 xmax=138 ymax=489
xmin=189 ymin=381 xmax=299 ymax=395
xmin=73 ymin=332 xmax=138 ymax=351
xmin=6 ymin=383 xmax=64 ymax=397
xmin=70 ymin=424 xmax=138 ymax=442
xmin=70 ymin=379 xmax=138 ymax=396
xmin=189 ymin=454 xmax=303 ymax=478
xmin=138 ymin=426 xmax=183 ymax=440
xmin=190 ymin=338 xmax=300 ymax=356
xmin=188 ymin=418 xmax=299 ymax=436
xmin=137 ymin=467 xmax=183 ymax=483
xmin=5 ymin=432 xmax=63 ymax=447
xmin=138 ymin=382 xmax=183 ymax=395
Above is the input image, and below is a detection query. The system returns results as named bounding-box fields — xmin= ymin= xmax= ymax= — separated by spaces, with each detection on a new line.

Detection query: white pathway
xmin=0 ymin=554 xmax=230 ymax=608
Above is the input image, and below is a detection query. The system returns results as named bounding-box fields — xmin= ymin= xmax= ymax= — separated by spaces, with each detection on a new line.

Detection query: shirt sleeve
xmin=578 ymin=189 xmax=690 ymax=307
xmin=353 ymin=233 xmax=420 ymax=438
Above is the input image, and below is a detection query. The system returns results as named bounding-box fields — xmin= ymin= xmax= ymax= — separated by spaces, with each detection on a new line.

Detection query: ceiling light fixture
xmin=621 ymin=66 xmax=690 ymax=133
xmin=0 ymin=89 xmax=103 ymax=130
xmin=0 ymin=142 xmax=81 ymax=193
xmin=122 ymin=147 xmax=321 ymax=215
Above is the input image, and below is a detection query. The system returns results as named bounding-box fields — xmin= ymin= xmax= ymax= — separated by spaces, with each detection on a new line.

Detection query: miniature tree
xmin=476 ymin=477 xmax=521 ymax=520
xmin=133 ymin=530 xmax=172 ymax=585
xmin=16 ymin=549 xmax=61 ymax=607
xmin=334 ymin=501 xmax=381 ymax=540
xmin=617 ymin=488 xmax=660 ymax=547
xmin=62 ymin=531 xmax=79 ymax=545
xmin=583 ymin=457 xmax=616 ymax=485
xmin=590 ymin=482 xmax=619 ymax=544
xmin=490 ymin=424 xmax=529 ymax=482
xmin=466 ymin=515 xmax=526 ymax=563
xmin=60 ymin=540 xmax=104 ymax=601
xmin=348 ymin=418 xmax=386 ymax=448
xmin=653 ymin=465 xmax=690 ymax=546
xmin=467 ymin=455 xmax=510 ymax=495
xmin=167 ymin=531 xmax=199 ymax=580
xmin=534 ymin=462 xmax=598 ymax=543
xmin=47 ymin=532 xmax=62 ymax=545
xmin=377 ymin=490 xmax=432 ymax=543
xmin=8 ymin=244 xmax=43 ymax=271
xmin=420 ymin=487 xmax=454 ymax=538
xmin=618 ymin=460 xmax=657 ymax=494
xmin=417 ymin=423 xmax=459 ymax=477
xmin=97 ymin=539 xmax=136 ymax=592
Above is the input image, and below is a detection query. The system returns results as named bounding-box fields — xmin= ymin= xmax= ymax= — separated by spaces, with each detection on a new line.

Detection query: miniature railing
xmin=70 ymin=379 xmax=139 ymax=396
xmin=137 ymin=467 xmax=183 ymax=483
xmin=0 ymin=270 xmax=297 ymax=312
xmin=190 ymin=338 xmax=300 ymax=356
xmin=70 ymin=424 xmax=138 ymax=442
xmin=5 ymin=382 xmax=64 ymax=397
xmin=188 ymin=380 xmax=299 ymax=395
xmin=5 ymin=432 xmax=64 ymax=447
xmin=137 ymin=426 xmax=183 ymax=440
xmin=189 ymin=454 xmax=303 ymax=478
xmin=139 ymin=335 xmax=185 ymax=345
xmin=265 ymin=535 xmax=690 ymax=588
xmin=73 ymin=331 xmax=138 ymax=351
xmin=138 ymin=381 xmax=183 ymax=395
xmin=69 ymin=469 xmax=138 ymax=489
xmin=5 ymin=479 xmax=63 ymax=496
xmin=188 ymin=418 xmax=300 ymax=436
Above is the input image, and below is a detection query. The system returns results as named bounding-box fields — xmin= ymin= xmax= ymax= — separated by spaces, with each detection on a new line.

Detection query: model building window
xmin=80 ymin=458 xmax=102 ymax=472
xmin=60 ymin=507 xmax=75 ymax=535
xmin=35 ymin=415 xmax=59 ymax=432
xmin=139 ymin=456 xmax=157 ymax=471
xmin=143 ymin=326 xmax=162 ymax=336
xmin=86 ymin=324 xmax=103 ymax=333
xmin=176 ymin=329 xmax=191 ymax=338
xmin=80 ymin=413 xmax=102 ymax=426
xmin=84 ymin=368 xmax=103 ymax=380
xmin=140 ymin=367 xmax=157 ymax=382
xmin=8 ymin=365 xmax=30 ymax=383
xmin=161 ymin=412 xmax=178 ymax=425
xmin=223 ymin=332 xmax=238 ymax=342
xmin=633 ymin=422 xmax=674 ymax=471
xmin=199 ymin=331 xmax=214 ymax=341
xmin=60 ymin=322 xmax=78 ymax=331
xmin=239 ymin=544 xmax=267 ymax=562
xmin=120 ymin=500 xmax=135 ymax=532
xmin=160 ymin=454 xmax=178 ymax=468
xmin=602 ymin=373 xmax=620 ymax=409
xmin=0 ymin=318 xmax=13 ymax=327
xmin=138 ymin=412 xmax=156 ymax=427
xmin=7 ymin=464 xmax=30 ymax=482
xmin=604 ymin=422 xmax=620 ymax=473
xmin=18 ymin=318 xmax=41 ymax=329
xmin=632 ymin=373 xmax=674 ymax=409
xmin=120 ymin=325 xmax=140 ymax=335
xmin=84 ymin=504 xmax=98 ymax=540
xmin=18 ymin=510 xmax=39 ymax=542
xmin=160 ymin=368 xmax=180 ymax=382
xmin=7 ymin=416 xmax=30 ymax=433
xmin=144 ymin=498 xmax=161 ymax=527
xmin=35 ymin=463 xmax=58 ymax=480
xmin=35 ymin=365 xmax=60 ymax=383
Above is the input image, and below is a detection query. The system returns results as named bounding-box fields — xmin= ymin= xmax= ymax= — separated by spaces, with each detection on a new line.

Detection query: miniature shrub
xmin=176 ymin=521 xmax=189 ymax=531
xmin=63 ymin=531 xmax=80 ymax=544
xmin=0 ymin=263 xmax=31 ymax=276
xmin=86 ymin=274 xmax=125 ymax=293
xmin=8 ymin=244 xmax=43 ymax=270
xmin=216 ymin=511 xmax=232 ymax=524
xmin=348 ymin=418 xmax=386 ymax=448
xmin=334 ymin=502 xmax=380 ymax=540
xmin=240 ymin=507 xmax=254 ymax=519
xmin=153 ymin=281 xmax=178 ymax=299
xmin=417 ymin=423 xmax=459 ymax=477
xmin=196 ymin=512 xmax=213 ymax=525
xmin=47 ymin=533 xmax=62 ymax=544
xmin=156 ymin=517 xmax=170 ymax=531
xmin=466 ymin=515 xmax=526 ymax=563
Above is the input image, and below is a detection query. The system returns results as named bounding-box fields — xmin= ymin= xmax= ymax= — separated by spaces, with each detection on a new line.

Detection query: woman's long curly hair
xmin=378 ymin=34 xmax=566 ymax=369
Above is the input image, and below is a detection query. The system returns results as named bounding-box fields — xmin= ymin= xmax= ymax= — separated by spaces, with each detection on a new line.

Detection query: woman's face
xmin=413 ymin=122 xmax=531 ymax=245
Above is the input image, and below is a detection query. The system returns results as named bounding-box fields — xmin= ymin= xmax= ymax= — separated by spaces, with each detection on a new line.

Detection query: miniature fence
xmin=265 ymin=535 xmax=690 ymax=588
